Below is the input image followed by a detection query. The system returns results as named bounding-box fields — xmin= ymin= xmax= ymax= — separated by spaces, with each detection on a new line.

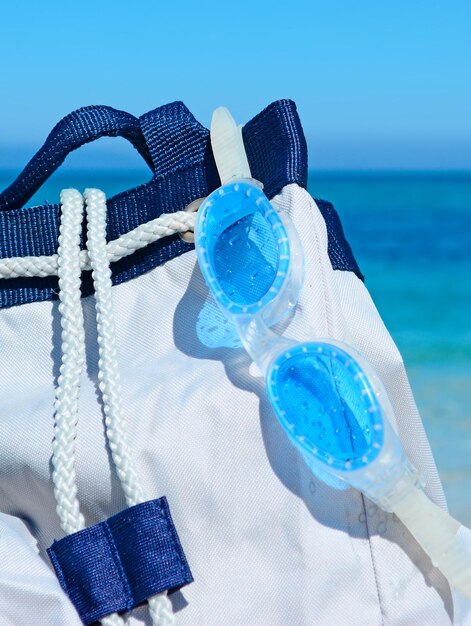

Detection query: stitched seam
xmin=308 ymin=191 xmax=385 ymax=623
xmin=363 ymin=494 xmax=386 ymax=625
xmin=103 ymin=520 xmax=134 ymax=610
xmin=48 ymin=547 xmax=69 ymax=596
xmin=159 ymin=499 xmax=193 ymax=586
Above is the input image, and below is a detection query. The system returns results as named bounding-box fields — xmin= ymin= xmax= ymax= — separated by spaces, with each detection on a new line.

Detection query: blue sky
xmin=0 ymin=0 xmax=469 ymax=170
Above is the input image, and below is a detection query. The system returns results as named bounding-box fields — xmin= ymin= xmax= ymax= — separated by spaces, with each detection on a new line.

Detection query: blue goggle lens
xmin=196 ymin=181 xmax=291 ymax=315
xmin=267 ymin=343 xmax=384 ymax=471
xmin=213 ymin=211 xmax=278 ymax=305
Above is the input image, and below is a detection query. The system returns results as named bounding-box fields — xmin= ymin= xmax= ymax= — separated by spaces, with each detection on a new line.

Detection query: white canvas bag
xmin=0 ymin=100 xmax=469 ymax=625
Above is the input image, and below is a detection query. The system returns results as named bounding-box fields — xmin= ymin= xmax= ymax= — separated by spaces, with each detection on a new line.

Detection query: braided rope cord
xmin=84 ymin=189 xmax=175 ymax=626
xmin=84 ymin=188 xmax=175 ymax=625
xmin=0 ymin=210 xmax=195 ymax=279
xmin=51 ymin=189 xmax=86 ymax=536
xmin=52 ymin=189 xmax=125 ymax=626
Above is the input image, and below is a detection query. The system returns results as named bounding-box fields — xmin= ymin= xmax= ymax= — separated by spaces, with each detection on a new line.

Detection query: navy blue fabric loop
xmin=0 ymin=99 xmax=363 ymax=309
xmin=0 ymin=106 xmax=153 ymax=213
xmin=315 ymin=199 xmax=364 ymax=281
xmin=243 ymin=99 xmax=308 ymax=200
xmin=47 ymin=497 xmax=193 ymax=625
xmin=140 ymin=101 xmax=218 ymax=183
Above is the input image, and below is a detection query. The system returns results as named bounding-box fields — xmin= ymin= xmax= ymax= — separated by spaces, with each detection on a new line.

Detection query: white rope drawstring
xmin=84 ymin=188 xmax=174 ymax=625
xmin=0 ymin=210 xmax=195 ymax=279
xmin=51 ymin=189 xmax=87 ymax=536
xmin=52 ymin=189 xmax=125 ymax=626
xmin=84 ymin=189 xmax=146 ymax=506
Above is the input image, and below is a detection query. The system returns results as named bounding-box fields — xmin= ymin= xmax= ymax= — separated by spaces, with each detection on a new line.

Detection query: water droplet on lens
xmin=367 ymin=504 xmax=377 ymax=517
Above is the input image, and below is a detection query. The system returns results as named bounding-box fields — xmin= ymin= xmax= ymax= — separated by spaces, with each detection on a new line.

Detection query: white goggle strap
xmin=210 ymin=107 xmax=252 ymax=184
xmin=384 ymin=483 xmax=471 ymax=597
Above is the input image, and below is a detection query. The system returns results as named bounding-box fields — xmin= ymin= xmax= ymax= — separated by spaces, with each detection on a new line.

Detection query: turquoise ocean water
xmin=1 ymin=169 xmax=470 ymax=523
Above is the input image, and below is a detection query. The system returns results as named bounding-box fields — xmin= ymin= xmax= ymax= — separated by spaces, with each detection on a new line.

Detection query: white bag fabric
xmin=1 ymin=181 xmax=469 ymax=624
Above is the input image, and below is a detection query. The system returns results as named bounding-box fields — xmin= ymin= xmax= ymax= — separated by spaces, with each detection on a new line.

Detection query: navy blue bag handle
xmin=0 ymin=105 xmax=154 ymax=212
xmin=0 ymin=99 xmax=363 ymax=309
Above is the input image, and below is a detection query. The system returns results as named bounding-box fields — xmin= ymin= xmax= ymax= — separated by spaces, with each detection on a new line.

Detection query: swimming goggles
xmin=194 ymin=107 xmax=471 ymax=597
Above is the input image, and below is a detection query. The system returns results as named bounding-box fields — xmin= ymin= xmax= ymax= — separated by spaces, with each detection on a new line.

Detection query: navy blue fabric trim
xmin=243 ymin=99 xmax=308 ymax=197
xmin=315 ymin=199 xmax=364 ymax=281
xmin=0 ymin=106 xmax=153 ymax=213
xmin=47 ymin=497 xmax=193 ymax=625
xmin=0 ymin=100 xmax=362 ymax=309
